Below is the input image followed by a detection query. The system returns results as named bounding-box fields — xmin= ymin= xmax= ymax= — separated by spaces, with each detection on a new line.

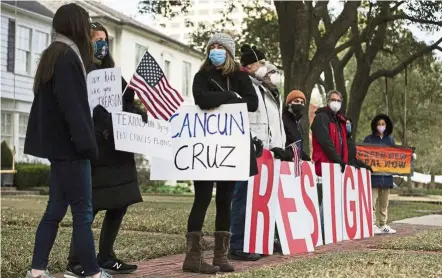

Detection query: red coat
xmin=311 ymin=107 xmax=348 ymax=176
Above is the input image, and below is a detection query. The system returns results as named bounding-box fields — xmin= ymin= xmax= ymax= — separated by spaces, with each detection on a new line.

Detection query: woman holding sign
xmin=183 ymin=32 xmax=258 ymax=274
xmin=364 ymin=114 xmax=396 ymax=235
xmin=65 ymin=22 xmax=144 ymax=277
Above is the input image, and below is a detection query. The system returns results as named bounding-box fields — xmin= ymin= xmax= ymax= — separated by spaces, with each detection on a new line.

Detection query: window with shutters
xmin=182 ymin=61 xmax=191 ymax=97
xmin=135 ymin=43 xmax=148 ymax=65
xmin=164 ymin=60 xmax=171 ymax=79
xmin=1 ymin=112 xmax=13 ymax=147
xmin=6 ymin=19 xmax=15 ymax=72
xmin=9 ymin=22 xmax=50 ymax=75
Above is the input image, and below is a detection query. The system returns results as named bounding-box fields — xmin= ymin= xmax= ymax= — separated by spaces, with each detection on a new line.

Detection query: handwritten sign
xmin=112 ymin=112 xmax=171 ymax=158
xmin=87 ymin=68 xmax=122 ymax=114
xmin=150 ymin=103 xmax=251 ymax=181
xmin=356 ymin=144 xmax=414 ymax=175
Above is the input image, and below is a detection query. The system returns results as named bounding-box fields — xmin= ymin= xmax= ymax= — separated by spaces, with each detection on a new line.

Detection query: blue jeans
xmin=230 ymin=180 xmax=248 ymax=250
xmin=31 ymin=160 xmax=100 ymax=275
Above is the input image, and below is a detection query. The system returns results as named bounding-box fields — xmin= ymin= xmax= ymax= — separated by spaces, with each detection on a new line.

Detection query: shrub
xmin=15 ymin=163 xmax=50 ymax=189
xmin=1 ymin=141 xmax=13 ymax=169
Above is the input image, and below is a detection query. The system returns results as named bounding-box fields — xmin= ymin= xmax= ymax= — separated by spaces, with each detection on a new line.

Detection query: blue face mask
xmin=346 ymin=123 xmax=352 ymax=134
xmin=94 ymin=40 xmax=109 ymax=60
xmin=209 ymin=49 xmax=226 ymax=66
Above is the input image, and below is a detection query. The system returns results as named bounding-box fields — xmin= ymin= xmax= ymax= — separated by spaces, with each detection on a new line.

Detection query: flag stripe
xmin=152 ymin=81 xmax=178 ymax=111
xmin=129 ymin=78 xmax=169 ymax=120
xmin=164 ymin=78 xmax=184 ymax=102
xmin=128 ymin=83 xmax=158 ymax=119
xmin=133 ymin=74 xmax=173 ymax=119
xmin=158 ymin=79 xmax=179 ymax=110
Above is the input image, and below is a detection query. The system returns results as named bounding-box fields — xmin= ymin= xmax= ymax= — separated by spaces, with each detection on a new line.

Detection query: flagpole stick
xmin=122 ymin=50 xmax=149 ymax=121
xmin=122 ymin=50 xmax=148 ymax=96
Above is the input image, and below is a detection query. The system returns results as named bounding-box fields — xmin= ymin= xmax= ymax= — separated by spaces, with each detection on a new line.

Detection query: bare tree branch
xmin=369 ymin=36 xmax=442 ymax=83
xmin=436 ymin=46 xmax=442 ymax=52
xmin=383 ymin=15 xmax=442 ymax=26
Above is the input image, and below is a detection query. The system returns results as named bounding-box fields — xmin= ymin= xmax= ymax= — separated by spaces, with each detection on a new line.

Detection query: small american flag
xmin=128 ymin=51 xmax=184 ymax=121
xmin=288 ymin=140 xmax=302 ymax=177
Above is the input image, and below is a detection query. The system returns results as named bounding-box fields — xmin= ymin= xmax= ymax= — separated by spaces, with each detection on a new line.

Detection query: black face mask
xmin=289 ymin=104 xmax=304 ymax=115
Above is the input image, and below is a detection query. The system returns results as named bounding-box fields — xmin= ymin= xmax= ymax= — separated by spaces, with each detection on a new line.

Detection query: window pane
xmin=164 ymin=60 xmax=171 ymax=79
xmin=18 ymin=137 xmax=26 ymax=155
xmin=15 ymin=49 xmax=29 ymax=73
xmin=108 ymin=37 xmax=114 ymax=56
xmin=33 ymin=31 xmax=48 ymax=54
xmin=1 ymin=112 xmax=13 ymax=135
xmin=19 ymin=114 xmax=28 ymax=136
xmin=17 ymin=26 xmax=31 ymax=51
xmin=182 ymin=61 xmax=191 ymax=97
xmin=135 ymin=44 xmax=148 ymax=65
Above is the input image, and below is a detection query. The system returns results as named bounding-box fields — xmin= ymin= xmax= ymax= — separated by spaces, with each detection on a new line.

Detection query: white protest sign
xmin=112 ymin=112 xmax=172 ymax=158
xmin=150 ymin=103 xmax=251 ymax=181
xmin=87 ymin=68 xmax=122 ymax=114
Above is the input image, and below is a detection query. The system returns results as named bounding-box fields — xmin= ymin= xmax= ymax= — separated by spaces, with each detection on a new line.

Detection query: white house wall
xmin=118 ymin=27 xmax=203 ymax=105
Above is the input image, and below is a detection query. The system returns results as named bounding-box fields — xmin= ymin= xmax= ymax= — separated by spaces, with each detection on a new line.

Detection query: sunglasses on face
xmin=91 ymin=22 xmax=103 ymax=29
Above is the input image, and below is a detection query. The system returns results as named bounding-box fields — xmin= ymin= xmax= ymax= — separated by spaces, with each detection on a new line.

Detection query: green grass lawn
xmin=222 ymin=251 xmax=442 ymax=278
xmin=1 ymin=195 xmax=441 ymax=278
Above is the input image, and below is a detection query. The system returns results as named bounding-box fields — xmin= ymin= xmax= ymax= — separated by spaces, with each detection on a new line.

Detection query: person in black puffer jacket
xmin=65 ymin=22 xmax=144 ymax=277
xmin=183 ymin=33 xmax=258 ymax=275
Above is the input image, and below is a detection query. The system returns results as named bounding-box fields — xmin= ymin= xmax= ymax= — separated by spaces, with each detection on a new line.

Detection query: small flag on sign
xmin=128 ymin=51 xmax=184 ymax=121
xmin=287 ymin=140 xmax=302 ymax=177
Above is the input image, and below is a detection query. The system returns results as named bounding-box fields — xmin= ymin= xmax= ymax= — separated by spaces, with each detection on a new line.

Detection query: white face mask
xmin=254 ymin=66 xmax=267 ymax=80
xmin=329 ymin=101 xmax=342 ymax=113
xmin=270 ymin=74 xmax=281 ymax=86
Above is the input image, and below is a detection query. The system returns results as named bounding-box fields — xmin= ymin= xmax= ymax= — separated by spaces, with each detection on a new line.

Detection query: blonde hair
xmin=200 ymin=50 xmax=239 ymax=76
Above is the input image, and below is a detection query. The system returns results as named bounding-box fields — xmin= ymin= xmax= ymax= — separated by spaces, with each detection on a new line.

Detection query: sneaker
xmin=373 ymin=225 xmax=383 ymax=235
xmin=380 ymin=225 xmax=397 ymax=234
xmin=64 ymin=262 xmax=85 ymax=278
xmin=26 ymin=270 xmax=54 ymax=278
xmin=99 ymin=259 xmax=137 ymax=275
xmin=228 ymin=249 xmax=261 ymax=261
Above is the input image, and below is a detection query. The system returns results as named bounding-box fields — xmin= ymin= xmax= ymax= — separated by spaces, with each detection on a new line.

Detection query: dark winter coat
xmin=25 ymin=47 xmax=98 ymax=161
xmin=364 ymin=114 xmax=395 ymax=188
xmin=89 ymin=65 xmax=143 ymax=211
xmin=311 ymin=106 xmax=348 ymax=176
xmin=282 ymin=107 xmax=310 ymax=160
xmin=192 ymin=66 xmax=259 ymax=177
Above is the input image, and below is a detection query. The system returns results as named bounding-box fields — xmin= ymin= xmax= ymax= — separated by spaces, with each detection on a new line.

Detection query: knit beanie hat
xmin=206 ymin=33 xmax=235 ymax=57
xmin=286 ymin=90 xmax=306 ymax=104
xmin=240 ymin=45 xmax=266 ymax=66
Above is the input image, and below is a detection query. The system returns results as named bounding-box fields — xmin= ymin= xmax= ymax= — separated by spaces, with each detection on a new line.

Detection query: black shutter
xmin=7 ymin=19 xmax=16 ymax=73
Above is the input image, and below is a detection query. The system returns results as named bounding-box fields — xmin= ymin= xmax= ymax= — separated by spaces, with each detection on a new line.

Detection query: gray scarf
xmin=53 ymin=33 xmax=86 ymax=79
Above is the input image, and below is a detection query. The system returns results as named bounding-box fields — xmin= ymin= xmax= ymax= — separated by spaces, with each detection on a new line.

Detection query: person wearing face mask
xmin=282 ymin=90 xmax=311 ymax=162
xmin=363 ymin=114 xmax=396 ymax=235
xmin=64 ymin=22 xmax=145 ymax=277
xmin=184 ymin=33 xmax=258 ymax=274
xmin=229 ymin=48 xmax=289 ymax=262
xmin=311 ymin=90 xmax=349 ymax=178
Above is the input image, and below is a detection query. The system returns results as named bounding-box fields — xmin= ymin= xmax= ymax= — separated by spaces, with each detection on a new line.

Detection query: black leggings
xmin=187 ymin=181 xmax=236 ymax=232
xmin=68 ymin=206 xmax=128 ymax=264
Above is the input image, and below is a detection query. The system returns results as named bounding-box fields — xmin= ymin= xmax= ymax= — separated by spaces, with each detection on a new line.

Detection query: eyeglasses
xmin=91 ymin=22 xmax=103 ymax=29
xmin=330 ymin=98 xmax=342 ymax=103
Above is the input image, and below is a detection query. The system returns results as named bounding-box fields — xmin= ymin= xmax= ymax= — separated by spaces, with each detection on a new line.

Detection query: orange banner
xmin=356 ymin=144 xmax=414 ymax=175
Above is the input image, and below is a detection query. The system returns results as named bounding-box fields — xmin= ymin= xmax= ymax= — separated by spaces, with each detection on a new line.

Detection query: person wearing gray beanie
xmin=183 ymin=32 xmax=260 ymax=275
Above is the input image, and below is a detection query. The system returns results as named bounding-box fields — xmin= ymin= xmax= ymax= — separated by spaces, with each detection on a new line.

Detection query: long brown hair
xmin=91 ymin=22 xmax=115 ymax=69
xmin=33 ymin=3 xmax=93 ymax=92
xmin=200 ymin=50 xmax=239 ymax=76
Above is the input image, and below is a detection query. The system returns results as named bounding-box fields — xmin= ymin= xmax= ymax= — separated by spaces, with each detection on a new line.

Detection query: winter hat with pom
xmin=240 ymin=44 xmax=266 ymax=66
xmin=206 ymin=33 xmax=235 ymax=57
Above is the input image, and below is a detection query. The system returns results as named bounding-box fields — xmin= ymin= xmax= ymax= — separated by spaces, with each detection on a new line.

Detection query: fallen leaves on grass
xmin=221 ymin=251 xmax=442 ymax=278
xmin=377 ymin=228 xmax=442 ymax=252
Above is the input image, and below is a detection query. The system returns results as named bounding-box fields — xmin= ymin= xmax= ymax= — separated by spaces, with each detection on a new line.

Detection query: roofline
xmin=1 ymin=2 xmax=53 ymax=23
xmin=91 ymin=15 xmax=205 ymax=59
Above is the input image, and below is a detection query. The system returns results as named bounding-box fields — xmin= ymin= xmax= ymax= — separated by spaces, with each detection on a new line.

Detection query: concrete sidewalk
xmin=389 ymin=194 xmax=442 ymax=204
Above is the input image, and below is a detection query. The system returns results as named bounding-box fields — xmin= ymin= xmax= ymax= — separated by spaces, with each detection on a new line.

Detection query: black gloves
xmin=252 ymin=137 xmax=264 ymax=158
xmin=361 ymin=163 xmax=374 ymax=173
xmin=301 ymin=152 xmax=311 ymax=161
xmin=271 ymin=147 xmax=293 ymax=162
xmin=333 ymin=160 xmax=346 ymax=173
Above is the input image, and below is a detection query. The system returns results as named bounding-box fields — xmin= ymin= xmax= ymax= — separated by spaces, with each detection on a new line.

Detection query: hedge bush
xmin=1 ymin=141 xmax=13 ymax=169
xmin=15 ymin=163 xmax=50 ymax=189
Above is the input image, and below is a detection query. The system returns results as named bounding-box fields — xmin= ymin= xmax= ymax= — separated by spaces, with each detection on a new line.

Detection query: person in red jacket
xmin=311 ymin=90 xmax=349 ymax=178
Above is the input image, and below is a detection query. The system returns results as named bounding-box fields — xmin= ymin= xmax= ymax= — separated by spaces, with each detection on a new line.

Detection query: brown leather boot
xmin=213 ymin=231 xmax=235 ymax=272
xmin=183 ymin=232 xmax=220 ymax=274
